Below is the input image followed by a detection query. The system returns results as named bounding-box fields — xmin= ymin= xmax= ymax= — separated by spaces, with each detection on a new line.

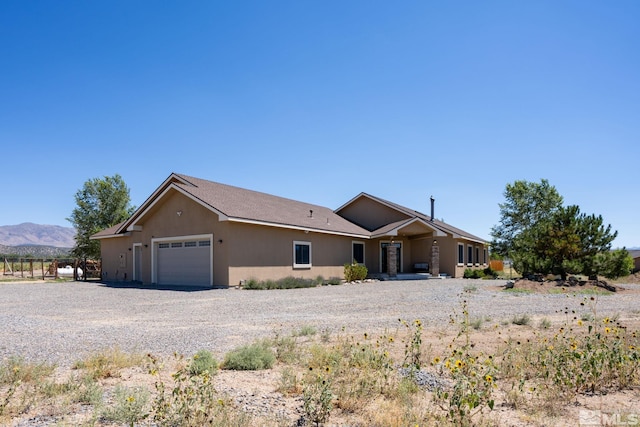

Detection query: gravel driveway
xmin=2 ymin=279 xmax=639 ymax=366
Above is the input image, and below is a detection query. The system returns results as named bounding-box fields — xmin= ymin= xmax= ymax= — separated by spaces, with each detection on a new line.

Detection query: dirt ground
xmin=3 ymin=277 xmax=640 ymax=426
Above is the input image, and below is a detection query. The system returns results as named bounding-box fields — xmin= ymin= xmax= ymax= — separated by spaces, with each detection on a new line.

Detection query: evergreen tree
xmin=492 ymin=179 xmax=630 ymax=280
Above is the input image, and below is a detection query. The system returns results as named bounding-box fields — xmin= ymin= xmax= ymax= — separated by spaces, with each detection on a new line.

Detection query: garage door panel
xmin=156 ymin=239 xmax=211 ymax=287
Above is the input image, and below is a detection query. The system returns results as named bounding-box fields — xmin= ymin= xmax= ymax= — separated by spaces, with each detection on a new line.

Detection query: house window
xmin=352 ymin=241 xmax=365 ymax=264
xmin=467 ymin=245 xmax=473 ymax=266
xmin=483 ymin=248 xmax=488 ymax=265
xmin=475 ymin=247 xmax=480 ymax=266
xmin=457 ymin=243 xmax=464 ymax=265
xmin=293 ymin=241 xmax=312 ymax=268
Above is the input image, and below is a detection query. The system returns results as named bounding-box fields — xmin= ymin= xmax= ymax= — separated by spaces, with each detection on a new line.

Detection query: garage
xmin=154 ymin=237 xmax=212 ymax=287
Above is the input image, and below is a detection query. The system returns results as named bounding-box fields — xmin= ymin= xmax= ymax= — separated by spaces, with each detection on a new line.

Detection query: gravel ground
xmin=1 ymin=279 xmax=639 ymax=366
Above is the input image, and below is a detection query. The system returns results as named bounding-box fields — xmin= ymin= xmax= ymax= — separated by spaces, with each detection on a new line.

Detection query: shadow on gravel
xmin=97 ymin=281 xmax=227 ymax=292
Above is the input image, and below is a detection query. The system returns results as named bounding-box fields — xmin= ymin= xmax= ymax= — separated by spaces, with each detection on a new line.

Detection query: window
xmin=199 ymin=240 xmax=211 ymax=247
xmin=352 ymin=241 xmax=365 ymax=264
xmin=171 ymin=242 xmax=183 ymax=248
xmin=159 ymin=243 xmax=170 ymax=249
xmin=457 ymin=243 xmax=464 ymax=265
xmin=293 ymin=241 xmax=311 ymax=268
xmin=467 ymin=245 xmax=473 ymax=266
xmin=184 ymin=241 xmax=197 ymax=247
xmin=483 ymin=248 xmax=488 ymax=265
xmin=475 ymin=247 xmax=480 ymax=265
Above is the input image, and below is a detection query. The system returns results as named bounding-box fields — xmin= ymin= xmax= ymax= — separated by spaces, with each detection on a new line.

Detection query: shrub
xmin=511 ymin=314 xmax=531 ymax=326
xmin=242 ymin=276 xmax=320 ymax=290
xmin=463 ymin=268 xmax=485 ymax=279
xmin=100 ymin=385 xmax=150 ymax=426
xmin=188 ymin=350 xmax=218 ymax=376
xmin=344 ymin=262 xmax=368 ymax=282
xmin=222 ymin=342 xmax=275 ymax=370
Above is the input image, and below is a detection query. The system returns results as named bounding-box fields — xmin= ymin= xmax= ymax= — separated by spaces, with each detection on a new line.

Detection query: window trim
xmin=475 ymin=246 xmax=480 ymax=266
xmin=467 ymin=245 xmax=474 ymax=266
xmin=293 ymin=241 xmax=312 ymax=269
xmin=352 ymin=241 xmax=365 ymax=264
xmin=457 ymin=243 xmax=464 ymax=265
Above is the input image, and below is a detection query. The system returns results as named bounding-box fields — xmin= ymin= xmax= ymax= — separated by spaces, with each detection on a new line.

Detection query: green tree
xmin=68 ymin=174 xmax=135 ymax=259
xmin=492 ymin=179 xmax=628 ymax=280
xmin=490 ymin=179 xmax=563 ymax=257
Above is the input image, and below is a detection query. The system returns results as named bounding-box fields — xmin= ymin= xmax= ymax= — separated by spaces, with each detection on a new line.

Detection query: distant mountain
xmin=0 ymin=244 xmax=71 ymax=258
xmin=0 ymin=223 xmax=76 ymax=248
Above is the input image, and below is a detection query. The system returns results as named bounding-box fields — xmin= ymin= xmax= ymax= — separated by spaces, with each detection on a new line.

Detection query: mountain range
xmin=0 ymin=223 xmax=76 ymax=248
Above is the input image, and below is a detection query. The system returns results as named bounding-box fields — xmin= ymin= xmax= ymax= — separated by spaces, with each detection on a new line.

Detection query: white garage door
xmin=156 ymin=239 xmax=212 ymax=287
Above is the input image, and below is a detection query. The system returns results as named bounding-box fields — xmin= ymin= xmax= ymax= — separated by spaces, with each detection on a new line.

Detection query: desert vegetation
xmin=1 ymin=288 xmax=638 ymax=426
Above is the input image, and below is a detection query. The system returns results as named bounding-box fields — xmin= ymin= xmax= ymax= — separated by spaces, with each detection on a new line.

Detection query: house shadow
xmin=96 ymin=281 xmax=228 ymax=292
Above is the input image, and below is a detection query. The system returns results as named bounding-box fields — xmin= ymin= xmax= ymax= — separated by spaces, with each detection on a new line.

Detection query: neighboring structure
xmin=92 ymin=173 xmax=488 ymax=287
xmin=630 ymin=250 xmax=640 ymax=273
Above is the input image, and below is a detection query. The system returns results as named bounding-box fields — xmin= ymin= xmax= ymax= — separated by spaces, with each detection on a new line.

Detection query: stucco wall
xmin=100 ymin=235 xmax=133 ymax=282
xmin=226 ymin=223 xmax=355 ymax=285
xmin=338 ymin=197 xmax=410 ymax=231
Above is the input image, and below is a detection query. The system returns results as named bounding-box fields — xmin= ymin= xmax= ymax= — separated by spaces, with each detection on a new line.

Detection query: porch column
xmin=431 ymin=239 xmax=440 ymax=277
xmin=387 ymin=245 xmax=397 ymax=277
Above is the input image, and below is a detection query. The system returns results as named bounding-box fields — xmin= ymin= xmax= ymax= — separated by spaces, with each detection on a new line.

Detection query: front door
xmin=381 ymin=242 xmax=402 ymax=274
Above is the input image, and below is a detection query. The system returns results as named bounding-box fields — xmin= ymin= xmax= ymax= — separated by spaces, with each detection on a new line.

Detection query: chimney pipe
xmin=430 ymin=196 xmax=435 ymax=221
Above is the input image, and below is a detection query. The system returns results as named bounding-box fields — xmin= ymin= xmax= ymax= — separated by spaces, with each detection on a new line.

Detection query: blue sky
xmin=1 ymin=1 xmax=638 ymax=248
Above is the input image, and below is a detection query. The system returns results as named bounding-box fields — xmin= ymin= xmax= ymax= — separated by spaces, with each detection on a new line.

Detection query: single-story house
xmin=92 ymin=173 xmax=489 ymax=287
xmin=630 ymin=250 xmax=640 ymax=273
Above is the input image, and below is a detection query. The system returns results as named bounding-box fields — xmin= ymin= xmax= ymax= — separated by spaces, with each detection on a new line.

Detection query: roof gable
xmin=337 ymin=192 xmax=487 ymax=244
xmin=114 ymin=173 xmax=370 ymax=238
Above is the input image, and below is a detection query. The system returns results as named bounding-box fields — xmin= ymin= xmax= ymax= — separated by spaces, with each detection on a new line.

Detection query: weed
xmin=511 ymin=314 xmax=531 ymax=326
xmin=222 ymin=341 xmax=275 ymax=370
xmin=277 ymin=367 xmax=301 ymax=396
xmin=539 ymin=317 xmax=552 ymax=329
xmin=464 ymin=283 xmax=478 ymax=293
xmin=303 ymin=368 xmax=333 ymax=425
xmin=296 ymin=325 xmax=317 ymax=337
xmin=188 ymin=349 xmax=217 ymax=376
xmin=433 ymin=291 xmax=497 ymax=426
xmin=100 ymin=385 xmax=149 ymax=427
xmin=73 ymin=347 xmax=145 ymax=379
xmin=148 ymin=353 xmax=252 ymax=426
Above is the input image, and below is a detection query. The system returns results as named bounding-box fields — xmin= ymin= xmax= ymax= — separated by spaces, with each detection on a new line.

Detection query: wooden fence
xmin=2 ymin=258 xmax=101 ymax=281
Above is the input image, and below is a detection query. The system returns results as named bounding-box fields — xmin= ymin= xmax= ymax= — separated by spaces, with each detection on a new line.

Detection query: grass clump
xmin=73 ymin=347 xmax=145 ymax=379
xmin=222 ymin=341 xmax=275 ymax=370
xmin=511 ymin=314 xmax=531 ymax=326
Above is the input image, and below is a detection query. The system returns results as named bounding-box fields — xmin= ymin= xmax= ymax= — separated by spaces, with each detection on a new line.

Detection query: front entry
xmin=381 ymin=242 xmax=402 ymax=274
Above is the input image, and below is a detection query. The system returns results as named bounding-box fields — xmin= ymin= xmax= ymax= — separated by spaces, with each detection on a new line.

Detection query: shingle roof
xmin=90 ymin=222 xmax=126 ymax=239
xmin=629 ymin=250 xmax=640 ymax=259
xmin=353 ymin=193 xmax=487 ymax=243
xmin=92 ymin=173 xmax=487 ymax=244
xmin=160 ymin=174 xmax=369 ymax=237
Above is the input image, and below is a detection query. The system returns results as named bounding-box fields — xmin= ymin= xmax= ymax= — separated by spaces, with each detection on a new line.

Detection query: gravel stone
xmin=1 ymin=279 xmax=639 ymax=366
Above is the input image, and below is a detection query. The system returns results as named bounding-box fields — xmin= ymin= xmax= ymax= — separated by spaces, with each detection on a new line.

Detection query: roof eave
xmin=228 ymin=217 xmax=370 ymax=239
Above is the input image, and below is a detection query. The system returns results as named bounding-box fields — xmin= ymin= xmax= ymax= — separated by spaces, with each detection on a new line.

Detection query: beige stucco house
xmin=92 ymin=173 xmax=488 ymax=287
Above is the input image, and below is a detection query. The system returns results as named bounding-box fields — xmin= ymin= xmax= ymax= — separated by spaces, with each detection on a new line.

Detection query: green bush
xmin=324 ymin=277 xmax=342 ymax=286
xmin=188 ymin=350 xmax=218 ymax=376
xmin=222 ymin=342 xmax=275 ymax=370
xmin=344 ymin=262 xmax=368 ymax=282
xmin=242 ymin=276 xmax=321 ymax=290
xmin=463 ymin=268 xmax=485 ymax=279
